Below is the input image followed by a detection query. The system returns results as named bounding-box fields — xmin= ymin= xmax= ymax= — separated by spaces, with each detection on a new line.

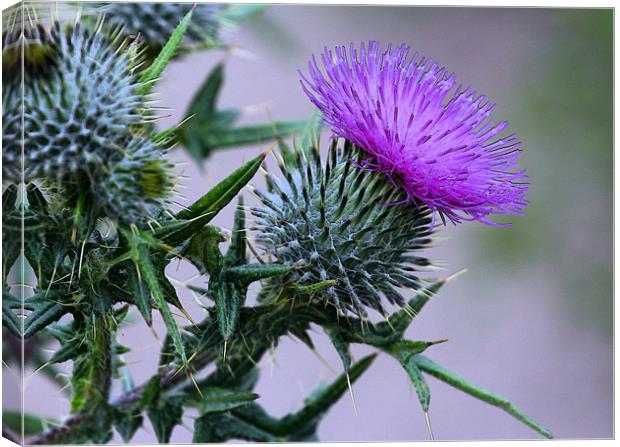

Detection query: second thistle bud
xmin=252 ymin=139 xmax=433 ymax=318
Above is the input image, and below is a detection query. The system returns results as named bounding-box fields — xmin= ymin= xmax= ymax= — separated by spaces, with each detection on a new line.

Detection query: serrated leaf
xmin=212 ymin=280 xmax=243 ymax=342
xmin=414 ymin=355 xmax=553 ymax=439
xmin=175 ymin=151 xmax=266 ymax=221
xmin=198 ymin=388 xmax=259 ymax=413
xmin=224 ymin=196 xmax=247 ymax=268
xmin=193 ymin=412 xmax=277 ymax=443
xmin=49 ymin=336 xmax=83 ymax=364
xmin=147 ymin=398 xmax=183 ymax=444
xmin=401 ymin=356 xmax=430 ymax=412
xmin=2 ymin=298 xmax=21 ymax=337
xmin=326 ymin=328 xmax=351 ymax=372
xmin=127 ymin=265 xmax=152 ymax=326
xmin=183 ymin=225 xmax=226 ymax=274
xmin=206 ymin=121 xmax=308 ymax=149
xmin=380 ymin=278 xmax=447 ymax=336
xmin=122 ymin=229 xmax=188 ymax=365
xmin=136 ymin=248 xmax=187 ymax=365
xmin=23 ymin=301 xmax=66 ymax=338
xmin=186 ymin=63 xmax=224 ymax=119
xmin=112 ymin=407 xmax=143 ymax=443
xmin=137 ymin=9 xmax=194 ymax=95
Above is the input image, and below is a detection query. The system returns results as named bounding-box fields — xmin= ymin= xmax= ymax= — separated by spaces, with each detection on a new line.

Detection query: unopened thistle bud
xmin=2 ymin=20 xmax=146 ymax=183
xmin=252 ymin=140 xmax=433 ymax=318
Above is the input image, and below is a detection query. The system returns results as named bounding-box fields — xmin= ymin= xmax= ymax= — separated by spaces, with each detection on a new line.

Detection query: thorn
xmin=28 ymin=362 xmax=51 ymax=380
xmin=424 ymin=411 xmax=435 ymax=441
xmin=188 ymin=370 xmax=203 ymax=399
xmin=187 ymin=351 xmax=198 ymax=365
xmin=346 ymin=372 xmax=358 ymax=416
xmin=148 ymin=324 xmax=161 ymax=341
xmin=179 ymin=306 xmax=197 ymax=327
xmin=223 ymin=339 xmax=228 ymax=362
xmin=171 ymin=362 xmax=188 ymax=379
xmin=430 ymin=338 xmax=449 ymax=346
xmin=444 ymin=268 xmax=467 ymax=283
xmin=311 ymin=348 xmax=336 ymax=375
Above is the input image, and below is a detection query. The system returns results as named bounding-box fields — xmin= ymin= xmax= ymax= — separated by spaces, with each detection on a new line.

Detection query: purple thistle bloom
xmin=299 ymin=41 xmax=528 ymax=225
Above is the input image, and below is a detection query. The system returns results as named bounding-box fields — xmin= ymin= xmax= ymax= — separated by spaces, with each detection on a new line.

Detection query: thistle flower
xmin=299 ymin=41 xmax=528 ymax=225
xmin=252 ymin=140 xmax=433 ymax=318
xmin=91 ymin=2 xmax=223 ymax=55
xmin=2 ymin=21 xmax=146 ymax=182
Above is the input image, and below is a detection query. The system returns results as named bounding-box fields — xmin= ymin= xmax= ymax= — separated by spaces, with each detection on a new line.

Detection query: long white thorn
xmin=346 ymin=372 xmax=358 ymax=416
xmin=424 ymin=411 xmax=435 ymax=441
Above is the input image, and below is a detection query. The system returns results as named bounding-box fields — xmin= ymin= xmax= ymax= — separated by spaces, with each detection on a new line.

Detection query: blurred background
xmin=5 ymin=3 xmax=613 ymax=443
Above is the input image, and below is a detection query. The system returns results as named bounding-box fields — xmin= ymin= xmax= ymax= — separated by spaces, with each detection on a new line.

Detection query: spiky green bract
xmin=92 ymin=2 xmax=223 ymax=56
xmin=2 ymin=21 xmax=146 ymax=183
xmin=94 ymin=138 xmax=175 ymax=223
xmin=252 ymin=139 xmax=434 ymax=318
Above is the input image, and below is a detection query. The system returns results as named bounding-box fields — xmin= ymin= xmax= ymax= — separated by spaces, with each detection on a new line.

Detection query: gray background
xmin=7 ymin=3 xmax=612 ymax=443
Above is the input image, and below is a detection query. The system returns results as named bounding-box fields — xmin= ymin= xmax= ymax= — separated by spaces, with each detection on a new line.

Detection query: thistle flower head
xmin=2 ymin=20 xmax=146 ymax=182
xmin=252 ymin=140 xmax=433 ymax=318
xmin=92 ymin=2 xmax=223 ymax=54
xmin=300 ymin=41 xmax=528 ymax=225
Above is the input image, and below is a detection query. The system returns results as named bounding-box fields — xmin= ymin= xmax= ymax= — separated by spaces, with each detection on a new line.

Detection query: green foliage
xmin=177 ymin=63 xmax=308 ymax=163
xmin=2 ymin=410 xmax=55 ymax=436
xmin=414 ymin=355 xmax=554 ymax=439
xmin=137 ymin=9 xmax=194 ymax=96
xmin=2 ymin=6 xmax=552 ymax=445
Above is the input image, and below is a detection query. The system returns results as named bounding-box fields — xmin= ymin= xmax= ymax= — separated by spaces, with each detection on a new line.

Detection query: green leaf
xmin=204 ymin=121 xmax=308 ymax=150
xmin=3 ymin=409 xmax=55 ymax=436
xmin=175 ymin=151 xmax=266 ymax=221
xmin=2 ymin=297 xmax=21 ymax=337
xmin=136 ymin=247 xmax=187 ymax=365
xmin=401 ymin=356 xmax=430 ymax=412
xmin=147 ymin=398 xmax=183 ymax=444
xmin=327 ymin=328 xmax=351 ymax=372
xmin=178 ymin=61 xmax=307 ymax=161
xmin=112 ymin=407 xmax=143 ymax=444
xmin=183 ymin=225 xmax=226 ymax=275
xmin=186 ymin=63 xmax=224 ymax=120
xmin=380 ymin=278 xmax=447 ymax=336
xmin=212 ymin=279 xmax=243 ymax=342
xmin=127 ymin=264 xmax=152 ymax=326
xmin=198 ymin=388 xmax=259 ymax=413
xmin=23 ymin=300 xmax=66 ymax=338
xmin=193 ymin=412 xmax=277 ymax=443
xmin=414 ymin=355 xmax=554 ymax=439
xmin=49 ymin=336 xmax=84 ymax=364
xmin=223 ymin=196 xmax=247 ymax=268
xmin=137 ymin=8 xmax=194 ymax=95
xmin=123 ymin=229 xmax=187 ymax=365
